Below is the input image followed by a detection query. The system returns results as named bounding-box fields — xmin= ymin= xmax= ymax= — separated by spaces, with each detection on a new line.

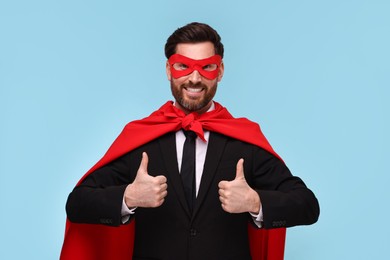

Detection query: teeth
xmin=187 ymin=87 xmax=202 ymax=93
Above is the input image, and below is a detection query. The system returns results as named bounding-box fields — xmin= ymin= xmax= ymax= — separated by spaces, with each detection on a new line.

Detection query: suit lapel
xmin=158 ymin=133 xmax=192 ymax=217
xmin=193 ymin=132 xmax=227 ymax=217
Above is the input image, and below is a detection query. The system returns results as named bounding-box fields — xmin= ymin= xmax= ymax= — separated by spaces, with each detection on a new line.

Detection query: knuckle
xmin=155 ymin=199 xmax=164 ymax=207
xmin=218 ymin=181 xmax=226 ymax=188
xmin=156 ymin=175 xmax=166 ymax=183
xmin=222 ymin=204 xmax=230 ymax=213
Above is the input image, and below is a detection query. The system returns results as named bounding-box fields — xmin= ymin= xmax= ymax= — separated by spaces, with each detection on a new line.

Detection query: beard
xmin=170 ymin=81 xmax=218 ymax=113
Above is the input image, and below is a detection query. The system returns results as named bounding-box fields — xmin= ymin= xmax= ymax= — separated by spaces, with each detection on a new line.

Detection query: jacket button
xmin=190 ymin=229 xmax=197 ymax=236
xmin=100 ymin=218 xmax=112 ymax=224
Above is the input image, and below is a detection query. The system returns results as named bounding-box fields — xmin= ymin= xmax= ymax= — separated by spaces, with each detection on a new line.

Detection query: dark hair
xmin=164 ymin=22 xmax=224 ymax=59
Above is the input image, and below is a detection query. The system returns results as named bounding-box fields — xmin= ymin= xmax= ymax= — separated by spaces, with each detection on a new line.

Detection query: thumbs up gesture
xmin=218 ymin=159 xmax=261 ymax=214
xmin=124 ymin=152 xmax=168 ymax=208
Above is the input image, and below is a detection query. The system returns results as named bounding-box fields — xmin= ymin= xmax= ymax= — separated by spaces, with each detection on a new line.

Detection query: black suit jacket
xmin=67 ymin=132 xmax=319 ymax=260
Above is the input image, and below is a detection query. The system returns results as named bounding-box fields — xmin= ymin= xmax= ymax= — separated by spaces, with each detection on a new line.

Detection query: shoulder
xmin=209 ymin=132 xmax=280 ymax=161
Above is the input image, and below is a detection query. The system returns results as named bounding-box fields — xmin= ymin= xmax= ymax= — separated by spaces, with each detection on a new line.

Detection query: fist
xmin=218 ymin=158 xmax=261 ymax=214
xmin=124 ymin=152 xmax=168 ymax=208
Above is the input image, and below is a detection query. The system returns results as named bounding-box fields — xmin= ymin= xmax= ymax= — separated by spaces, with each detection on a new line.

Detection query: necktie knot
xmin=183 ymin=130 xmax=197 ymax=140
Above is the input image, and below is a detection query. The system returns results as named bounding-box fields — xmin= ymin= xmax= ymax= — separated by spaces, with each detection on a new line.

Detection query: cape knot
xmin=181 ymin=113 xmax=197 ymax=130
xmin=181 ymin=113 xmax=206 ymax=141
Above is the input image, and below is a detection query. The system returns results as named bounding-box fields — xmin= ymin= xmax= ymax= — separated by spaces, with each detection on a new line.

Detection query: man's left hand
xmin=218 ymin=158 xmax=261 ymax=214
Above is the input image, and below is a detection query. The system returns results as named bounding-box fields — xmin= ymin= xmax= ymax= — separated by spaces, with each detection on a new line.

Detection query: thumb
xmin=235 ymin=158 xmax=245 ymax=180
xmin=138 ymin=152 xmax=149 ymax=174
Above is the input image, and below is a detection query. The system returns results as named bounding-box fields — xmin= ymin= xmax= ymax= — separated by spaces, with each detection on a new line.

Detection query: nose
xmin=188 ymin=69 xmax=202 ymax=84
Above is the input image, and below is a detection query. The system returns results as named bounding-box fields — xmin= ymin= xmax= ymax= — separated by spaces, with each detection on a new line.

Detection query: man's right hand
xmin=124 ymin=152 xmax=168 ymax=208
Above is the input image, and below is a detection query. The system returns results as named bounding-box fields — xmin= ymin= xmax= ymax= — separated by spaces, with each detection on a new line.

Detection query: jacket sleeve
xmin=66 ymin=152 xmax=136 ymax=226
xmin=249 ymin=146 xmax=320 ymax=229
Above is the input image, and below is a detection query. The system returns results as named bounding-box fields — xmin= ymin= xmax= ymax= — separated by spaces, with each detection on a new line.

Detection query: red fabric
xmin=60 ymin=101 xmax=286 ymax=260
xmin=168 ymin=54 xmax=222 ymax=79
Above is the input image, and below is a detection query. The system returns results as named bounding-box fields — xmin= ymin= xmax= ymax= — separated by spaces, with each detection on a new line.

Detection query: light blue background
xmin=1 ymin=0 xmax=389 ymax=259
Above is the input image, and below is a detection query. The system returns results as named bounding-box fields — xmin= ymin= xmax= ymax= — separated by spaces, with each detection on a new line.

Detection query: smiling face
xmin=166 ymin=42 xmax=224 ymax=115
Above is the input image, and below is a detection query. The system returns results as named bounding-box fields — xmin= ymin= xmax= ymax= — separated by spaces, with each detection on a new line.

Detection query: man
xmin=61 ymin=22 xmax=319 ymax=260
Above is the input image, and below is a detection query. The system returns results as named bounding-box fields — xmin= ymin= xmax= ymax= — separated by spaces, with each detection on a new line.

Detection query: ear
xmin=217 ymin=61 xmax=224 ymax=82
xmin=166 ymin=61 xmax=172 ymax=81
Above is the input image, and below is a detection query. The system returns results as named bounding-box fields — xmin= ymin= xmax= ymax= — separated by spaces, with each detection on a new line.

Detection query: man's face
xmin=166 ymin=42 xmax=224 ymax=114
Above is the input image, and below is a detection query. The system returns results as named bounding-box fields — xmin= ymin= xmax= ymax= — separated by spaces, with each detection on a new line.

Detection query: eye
xmin=202 ymin=64 xmax=218 ymax=71
xmin=172 ymin=63 xmax=188 ymax=71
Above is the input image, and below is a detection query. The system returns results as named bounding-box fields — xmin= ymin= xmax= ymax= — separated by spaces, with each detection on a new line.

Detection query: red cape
xmin=60 ymin=101 xmax=286 ymax=260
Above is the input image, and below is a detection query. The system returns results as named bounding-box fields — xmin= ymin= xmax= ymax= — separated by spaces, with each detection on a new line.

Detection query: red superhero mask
xmin=168 ymin=54 xmax=222 ymax=80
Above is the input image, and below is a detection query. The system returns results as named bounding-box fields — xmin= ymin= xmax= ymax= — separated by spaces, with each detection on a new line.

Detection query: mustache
xmin=181 ymin=82 xmax=207 ymax=89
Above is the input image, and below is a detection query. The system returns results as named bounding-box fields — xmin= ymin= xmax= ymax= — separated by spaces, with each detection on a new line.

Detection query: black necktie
xmin=181 ymin=130 xmax=197 ymax=213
